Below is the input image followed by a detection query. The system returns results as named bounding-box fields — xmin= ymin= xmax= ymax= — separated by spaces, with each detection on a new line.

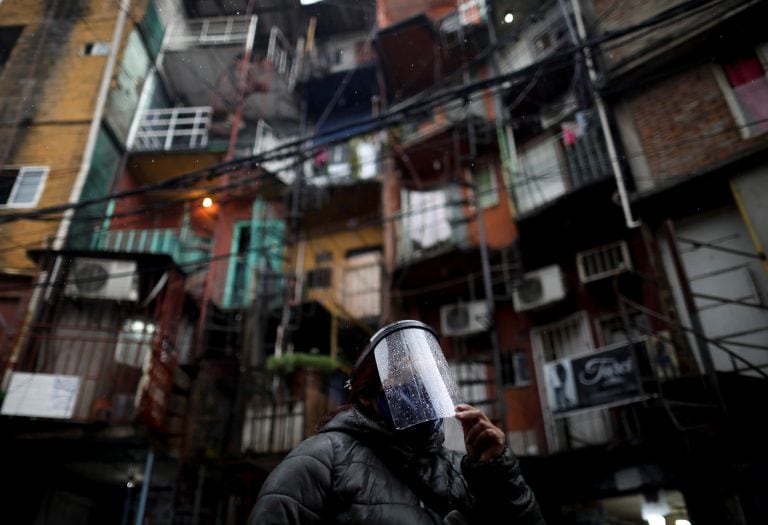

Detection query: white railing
xmin=267 ymin=26 xmax=299 ymax=89
xmin=241 ymin=401 xmax=305 ymax=454
xmin=133 ymin=106 xmax=211 ymax=152
xmin=164 ymin=15 xmax=258 ymax=50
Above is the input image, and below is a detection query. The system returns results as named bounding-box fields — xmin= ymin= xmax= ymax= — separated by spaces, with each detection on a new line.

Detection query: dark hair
xmin=314 ymin=343 xmax=381 ymax=431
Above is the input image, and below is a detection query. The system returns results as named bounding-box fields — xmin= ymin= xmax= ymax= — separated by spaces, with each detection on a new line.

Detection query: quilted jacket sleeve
xmin=248 ymin=435 xmax=336 ymax=525
xmin=461 ymin=448 xmax=545 ymax=525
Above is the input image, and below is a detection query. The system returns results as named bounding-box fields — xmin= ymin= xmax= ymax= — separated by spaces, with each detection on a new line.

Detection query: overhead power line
xmin=0 ymin=0 xmax=734 ymax=227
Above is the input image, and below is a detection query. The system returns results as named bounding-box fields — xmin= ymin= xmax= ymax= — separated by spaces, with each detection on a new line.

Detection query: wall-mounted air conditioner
xmin=440 ymin=300 xmax=490 ymax=337
xmin=65 ymin=258 xmax=139 ymax=302
xmin=576 ymin=241 xmax=632 ymax=284
xmin=512 ymin=265 xmax=566 ymax=312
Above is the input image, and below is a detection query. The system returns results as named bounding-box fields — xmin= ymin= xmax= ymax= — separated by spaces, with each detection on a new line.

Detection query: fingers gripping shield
xmin=369 ymin=321 xmax=462 ymax=430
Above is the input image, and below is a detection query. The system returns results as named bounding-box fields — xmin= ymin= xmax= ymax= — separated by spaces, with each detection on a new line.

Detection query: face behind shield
xmin=356 ymin=320 xmax=463 ymax=430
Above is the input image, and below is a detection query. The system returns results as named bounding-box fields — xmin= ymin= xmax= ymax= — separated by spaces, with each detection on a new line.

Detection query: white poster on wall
xmin=1 ymin=372 xmax=80 ymax=419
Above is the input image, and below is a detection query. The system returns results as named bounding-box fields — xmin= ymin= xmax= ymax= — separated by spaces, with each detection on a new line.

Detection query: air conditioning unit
xmin=512 ymin=265 xmax=567 ymax=312
xmin=440 ymin=300 xmax=490 ymax=337
xmin=65 ymin=258 xmax=139 ymax=302
xmin=576 ymin=241 xmax=632 ymax=284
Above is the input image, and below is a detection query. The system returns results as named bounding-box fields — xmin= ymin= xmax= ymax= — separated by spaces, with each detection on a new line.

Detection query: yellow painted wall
xmin=0 ymin=0 xmax=150 ymax=272
xmin=288 ymin=226 xmax=383 ymax=320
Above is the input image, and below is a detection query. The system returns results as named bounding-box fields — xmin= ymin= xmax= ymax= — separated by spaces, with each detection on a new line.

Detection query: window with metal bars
xmin=500 ymin=351 xmax=531 ymax=387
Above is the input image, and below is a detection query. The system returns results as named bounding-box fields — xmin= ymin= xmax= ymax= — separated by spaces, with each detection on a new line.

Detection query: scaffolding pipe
xmin=134 ymin=449 xmax=155 ymax=525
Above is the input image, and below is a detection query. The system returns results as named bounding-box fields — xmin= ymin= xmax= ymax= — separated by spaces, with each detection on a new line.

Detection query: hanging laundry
xmin=313 ymin=147 xmax=329 ymax=168
xmin=575 ymin=110 xmax=588 ymax=138
xmin=562 ymin=121 xmax=578 ymax=146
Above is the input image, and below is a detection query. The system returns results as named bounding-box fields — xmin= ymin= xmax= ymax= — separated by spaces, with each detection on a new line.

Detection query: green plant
xmin=266 ymin=352 xmax=340 ymax=375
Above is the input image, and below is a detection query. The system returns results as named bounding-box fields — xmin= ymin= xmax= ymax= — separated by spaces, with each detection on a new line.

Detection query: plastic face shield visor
xmin=363 ymin=320 xmax=462 ymax=430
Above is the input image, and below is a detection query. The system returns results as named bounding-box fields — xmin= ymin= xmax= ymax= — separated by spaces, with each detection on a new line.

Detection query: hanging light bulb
xmin=202 ymin=197 xmax=213 ymax=208
xmin=504 ymin=12 xmax=514 ymax=24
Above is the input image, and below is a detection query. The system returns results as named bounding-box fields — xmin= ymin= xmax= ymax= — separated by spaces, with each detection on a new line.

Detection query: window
xmin=474 ymin=164 xmax=499 ymax=208
xmin=223 ymin=212 xmax=285 ymax=308
xmin=115 ymin=318 xmax=155 ymax=368
xmin=717 ymin=43 xmax=768 ymax=138
xmin=308 ymin=250 xmax=333 ymax=289
xmin=400 ymin=185 xmax=466 ymax=263
xmin=81 ymin=42 xmax=111 ymax=56
xmin=224 ymin=223 xmax=254 ymax=308
xmin=0 ymin=26 xmax=23 ymax=74
xmin=596 ymin=311 xmax=649 ymax=347
xmin=0 ymin=166 xmax=48 ymax=207
xmin=500 ymin=351 xmax=531 ymax=387
xmin=515 ymin=137 xmax=567 ymax=214
xmin=342 ymin=249 xmax=381 ymax=317
xmin=307 ymin=267 xmax=332 ymax=288
xmin=315 ymin=250 xmax=333 ymax=264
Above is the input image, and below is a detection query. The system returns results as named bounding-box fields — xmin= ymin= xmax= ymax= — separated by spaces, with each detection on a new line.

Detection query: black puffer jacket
xmin=248 ymin=408 xmax=544 ymax=524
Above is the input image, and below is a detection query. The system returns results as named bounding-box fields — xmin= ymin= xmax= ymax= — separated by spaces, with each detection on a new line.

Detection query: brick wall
xmin=624 ymin=63 xmax=768 ymax=184
xmin=0 ymin=0 xmax=151 ymax=271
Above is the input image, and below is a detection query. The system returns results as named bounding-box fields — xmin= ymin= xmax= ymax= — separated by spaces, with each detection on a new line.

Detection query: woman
xmin=248 ymin=320 xmax=544 ymax=524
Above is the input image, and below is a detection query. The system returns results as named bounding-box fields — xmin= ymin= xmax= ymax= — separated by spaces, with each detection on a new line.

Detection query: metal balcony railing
xmin=266 ymin=26 xmax=299 ymax=90
xmin=132 ymin=106 xmax=212 ymax=152
xmin=4 ymin=319 xmax=176 ymax=426
xmin=515 ymin=109 xmax=611 ymax=214
xmin=164 ymin=15 xmax=258 ymax=50
xmin=91 ymin=227 xmax=212 ymax=266
xmin=241 ymin=400 xmax=305 ymax=454
xmin=563 ymin=110 xmax=612 ymax=189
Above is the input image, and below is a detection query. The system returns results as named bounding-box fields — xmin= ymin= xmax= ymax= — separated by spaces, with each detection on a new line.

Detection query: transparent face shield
xmin=368 ymin=320 xmax=463 ymax=430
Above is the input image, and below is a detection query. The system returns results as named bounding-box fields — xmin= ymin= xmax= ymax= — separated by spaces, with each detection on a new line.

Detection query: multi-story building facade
xmin=1 ymin=0 xmax=766 ymax=524
xmin=0 ymin=0 xmax=295 ymax=522
xmin=489 ymin=0 xmax=768 ymax=523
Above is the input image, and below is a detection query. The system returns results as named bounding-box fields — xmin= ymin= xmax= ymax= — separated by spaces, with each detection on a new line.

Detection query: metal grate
xmin=576 ymin=241 xmax=632 ymax=284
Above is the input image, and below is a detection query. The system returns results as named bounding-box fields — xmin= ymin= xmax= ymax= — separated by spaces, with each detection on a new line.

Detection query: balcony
xmin=396 ymin=184 xmax=470 ymax=265
xmin=90 ymin=227 xmax=212 ymax=267
xmin=160 ymin=15 xmax=255 ymax=106
xmin=514 ymin=110 xmax=612 ymax=215
xmin=375 ymin=8 xmax=487 ymax=99
xmin=498 ymin=3 xmax=572 ymax=75
xmin=164 ymin=16 xmax=257 ymax=50
xmin=394 ymin=98 xmax=492 ymax=182
xmin=132 ymin=106 xmax=212 ymax=152
xmin=2 ymin=309 xmax=183 ymax=432
xmin=305 ymin=135 xmax=382 ymax=185
xmin=241 ymin=366 xmax=343 ymax=454
xmin=241 ymin=400 xmax=305 ymax=454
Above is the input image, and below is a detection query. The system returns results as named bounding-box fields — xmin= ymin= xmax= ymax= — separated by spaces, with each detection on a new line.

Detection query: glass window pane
xmin=11 ymin=169 xmax=45 ymax=205
xmin=0 ymin=168 xmax=18 ymax=204
xmin=476 ymin=165 xmax=498 ymax=208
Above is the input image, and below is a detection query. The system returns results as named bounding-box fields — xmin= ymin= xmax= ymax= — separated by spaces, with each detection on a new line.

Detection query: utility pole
xmin=478 ymin=1 xmax=511 ymax=435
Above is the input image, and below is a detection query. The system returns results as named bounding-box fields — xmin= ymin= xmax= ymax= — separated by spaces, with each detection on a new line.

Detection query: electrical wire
xmin=0 ymin=0 xmax=735 ymax=228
